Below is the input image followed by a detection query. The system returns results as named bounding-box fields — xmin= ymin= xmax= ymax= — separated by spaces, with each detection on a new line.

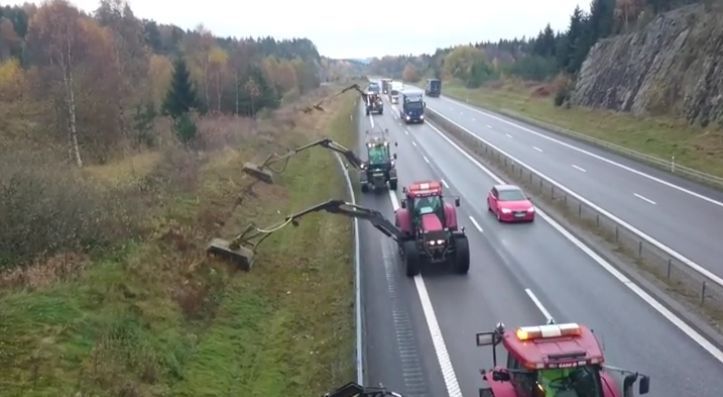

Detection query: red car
xmin=487 ymin=184 xmax=535 ymax=222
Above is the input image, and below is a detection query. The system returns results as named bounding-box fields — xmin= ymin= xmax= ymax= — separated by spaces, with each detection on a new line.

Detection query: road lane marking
xmin=533 ymin=146 xmax=544 ymax=153
xmin=412 ymin=141 xmax=417 ymax=147
xmin=427 ymin=110 xmax=723 ymax=289
xmin=424 ymin=120 xmax=723 ymax=363
xmin=486 ymin=124 xmax=493 ymax=128
xmin=572 ymin=165 xmax=587 ymax=173
xmin=404 ymin=130 xmax=409 ymax=136
xmin=634 ymin=193 xmax=657 ymax=205
xmin=469 ymin=216 xmax=484 ymax=233
xmin=472 ymin=118 xmax=476 ymax=122
xmin=437 ymin=97 xmax=723 ymax=209
xmin=441 ymin=179 xmax=450 ymax=188
xmin=387 ymin=189 xmax=463 ymax=396
xmin=423 ymin=155 xmax=430 ymax=164
xmin=525 ymin=288 xmax=554 ymax=323
xmin=506 ymin=133 xmax=513 ymax=138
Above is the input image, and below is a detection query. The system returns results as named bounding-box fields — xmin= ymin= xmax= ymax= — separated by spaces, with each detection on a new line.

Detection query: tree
xmin=532 ymin=24 xmax=556 ymax=58
xmin=207 ymin=46 xmax=228 ymax=113
xmin=163 ymin=57 xmax=199 ymax=118
xmin=244 ymin=77 xmax=260 ymax=116
xmin=26 ymin=0 xmax=86 ymax=167
xmin=443 ymin=46 xmax=495 ymax=87
xmin=173 ymin=112 xmax=196 ymax=144
xmin=402 ymin=63 xmax=419 ymax=82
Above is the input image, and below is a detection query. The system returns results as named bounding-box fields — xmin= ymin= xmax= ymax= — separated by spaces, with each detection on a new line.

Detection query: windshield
xmin=498 ymin=189 xmax=526 ymax=201
xmin=405 ymin=101 xmax=423 ymax=111
xmin=367 ymin=145 xmax=389 ymax=165
xmin=413 ymin=196 xmax=442 ymax=217
xmin=535 ymin=366 xmax=602 ymax=397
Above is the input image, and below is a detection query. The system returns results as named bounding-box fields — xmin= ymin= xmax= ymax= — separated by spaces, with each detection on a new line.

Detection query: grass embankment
xmin=443 ymin=81 xmax=723 ymax=179
xmin=0 ymin=90 xmax=358 ymax=396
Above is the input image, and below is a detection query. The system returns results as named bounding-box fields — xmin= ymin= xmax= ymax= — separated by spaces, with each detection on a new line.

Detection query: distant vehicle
xmin=487 ymin=184 xmax=535 ymax=222
xmin=365 ymin=92 xmax=383 ymax=115
xmin=367 ymin=81 xmax=381 ymax=94
xmin=400 ymin=91 xmax=425 ymax=124
xmin=389 ymin=81 xmax=404 ymax=103
xmin=381 ymin=79 xmax=392 ymax=94
xmin=425 ymin=78 xmax=441 ymax=97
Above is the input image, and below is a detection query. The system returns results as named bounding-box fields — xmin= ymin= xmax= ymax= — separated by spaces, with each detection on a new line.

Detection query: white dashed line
xmin=404 ymin=130 xmax=409 ymax=135
xmin=472 ymin=118 xmax=476 ymax=122
xmin=468 ymin=216 xmax=483 ymax=233
xmin=634 ymin=193 xmax=657 ymax=205
xmin=533 ymin=146 xmax=543 ymax=153
xmin=572 ymin=165 xmax=587 ymax=173
xmin=505 ymin=133 xmax=513 ymax=138
xmin=423 ymin=155 xmax=430 ymax=164
xmin=486 ymin=124 xmax=493 ymax=129
xmin=412 ymin=141 xmax=417 ymax=147
xmin=525 ymin=288 xmax=554 ymax=323
xmin=441 ymin=179 xmax=450 ymax=188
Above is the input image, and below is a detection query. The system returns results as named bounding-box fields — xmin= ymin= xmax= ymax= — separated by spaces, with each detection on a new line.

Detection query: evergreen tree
xmin=589 ymin=0 xmax=615 ymax=41
xmin=162 ymin=57 xmax=199 ymax=118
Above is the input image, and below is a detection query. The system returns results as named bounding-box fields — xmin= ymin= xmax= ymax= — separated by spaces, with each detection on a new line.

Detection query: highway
xmin=355 ymin=95 xmax=723 ymax=397
xmin=423 ymin=94 xmax=723 ymax=281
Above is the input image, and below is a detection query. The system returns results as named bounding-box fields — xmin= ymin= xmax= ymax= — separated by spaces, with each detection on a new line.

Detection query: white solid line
xmin=335 ymin=154 xmax=363 ymax=384
xmin=533 ymin=146 xmax=544 ymax=153
xmin=423 ymin=155 xmax=430 ymax=164
xmin=634 ymin=193 xmax=657 ymax=205
xmin=437 ymin=97 xmax=723 ymax=209
xmin=468 ymin=216 xmax=483 ymax=233
xmin=525 ymin=288 xmax=553 ymax=323
xmin=572 ymin=165 xmax=587 ymax=173
xmin=387 ymin=189 xmax=463 ymax=396
xmin=425 ymin=120 xmax=723 ymax=364
xmin=428 ymin=110 xmax=723 ymax=289
xmin=412 ymin=141 xmax=417 ymax=147
xmin=441 ymin=179 xmax=450 ymax=188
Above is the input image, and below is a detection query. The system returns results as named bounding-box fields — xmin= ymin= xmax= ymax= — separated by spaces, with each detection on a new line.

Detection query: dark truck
xmin=381 ymin=79 xmax=391 ymax=94
xmin=400 ymin=91 xmax=425 ymax=124
xmin=425 ymin=78 xmax=441 ymax=97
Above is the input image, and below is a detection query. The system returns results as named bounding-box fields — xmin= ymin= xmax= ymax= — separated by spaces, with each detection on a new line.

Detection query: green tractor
xmin=361 ymin=130 xmax=398 ymax=193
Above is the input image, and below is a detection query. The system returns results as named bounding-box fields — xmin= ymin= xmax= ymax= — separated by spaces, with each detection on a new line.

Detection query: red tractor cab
xmin=394 ymin=181 xmax=469 ymax=276
xmin=476 ymin=322 xmax=650 ymax=397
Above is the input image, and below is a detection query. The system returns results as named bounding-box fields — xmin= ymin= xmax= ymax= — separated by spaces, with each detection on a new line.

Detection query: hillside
xmin=572 ymin=3 xmax=723 ymax=127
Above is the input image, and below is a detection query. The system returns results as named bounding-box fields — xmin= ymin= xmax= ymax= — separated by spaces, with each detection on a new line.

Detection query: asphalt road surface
xmin=355 ymin=95 xmax=723 ymax=397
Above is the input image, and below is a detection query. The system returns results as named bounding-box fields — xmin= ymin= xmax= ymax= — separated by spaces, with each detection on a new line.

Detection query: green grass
xmin=0 ymin=90 xmax=358 ymax=396
xmin=443 ymin=81 xmax=723 ymax=179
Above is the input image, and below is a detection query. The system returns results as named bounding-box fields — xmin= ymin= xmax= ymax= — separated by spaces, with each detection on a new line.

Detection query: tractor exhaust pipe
xmin=242 ymin=162 xmax=274 ymax=184
xmin=206 ymin=238 xmax=255 ymax=271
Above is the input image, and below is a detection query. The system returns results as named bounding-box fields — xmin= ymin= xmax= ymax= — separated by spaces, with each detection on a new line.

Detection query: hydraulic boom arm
xmin=323 ymin=382 xmax=403 ymax=397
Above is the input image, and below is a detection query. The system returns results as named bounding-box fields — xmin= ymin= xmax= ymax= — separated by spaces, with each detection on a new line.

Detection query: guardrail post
xmin=638 ymin=241 xmax=643 ymax=258
xmin=615 ymin=226 xmax=619 ymax=242
xmin=667 ymin=259 xmax=672 ymax=279
xmin=701 ymin=281 xmax=706 ymax=305
xmin=596 ymin=214 xmax=600 ymax=227
xmin=551 ymin=185 xmax=555 ymax=199
xmin=578 ymin=203 xmax=582 ymax=217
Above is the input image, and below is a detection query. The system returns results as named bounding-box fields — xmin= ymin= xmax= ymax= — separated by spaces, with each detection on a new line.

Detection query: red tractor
xmin=394 ymin=181 xmax=470 ymax=276
xmin=475 ymin=322 xmax=650 ymax=397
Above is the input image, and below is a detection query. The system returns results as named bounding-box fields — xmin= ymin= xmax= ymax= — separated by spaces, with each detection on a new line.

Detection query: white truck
xmin=388 ymin=81 xmax=404 ymax=104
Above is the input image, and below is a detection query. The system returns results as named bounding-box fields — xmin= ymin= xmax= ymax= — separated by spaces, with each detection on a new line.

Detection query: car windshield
xmin=536 ymin=366 xmax=603 ymax=397
xmin=368 ymin=145 xmax=389 ymax=164
xmin=498 ymin=189 xmax=526 ymax=201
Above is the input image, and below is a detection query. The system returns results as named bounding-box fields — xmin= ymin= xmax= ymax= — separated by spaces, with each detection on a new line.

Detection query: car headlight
xmin=528 ymin=206 xmax=535 ymax=212
xmin=501 ymin=208 xmax=512 ymax=214
xmin=406 ymin=115 xmax=411 ymax=120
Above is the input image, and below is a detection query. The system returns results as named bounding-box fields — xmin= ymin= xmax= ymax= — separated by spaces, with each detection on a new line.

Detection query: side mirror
xmin=455 ymin=197 xmax=461 ymax=207
xmin=491 ymin=370 xmax=510 ymax=382
xmin=393 ymin=153 xmax=398 ymax=159
xmin=401 ymin=200 xmax=407 ymax=209
xmin=639 ymin=376 xmax=650 ymax=395
xmin=476 ymin=332 xmax=496 ymax=346
xmin=402 ymin=187 xmax=407 ymax=193
xmin=395 ymin=141 xmax=398 ymax=147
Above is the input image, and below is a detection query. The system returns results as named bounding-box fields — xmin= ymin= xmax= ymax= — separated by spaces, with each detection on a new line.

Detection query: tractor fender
xmin=443 ymin=203 xmax=458 ymax=231
xmin=395 ymin=208 xmax=412 ymax=235
xmin=600 ymin=371 xmax=623 ymax=397
xmin=484 ymin=372 xmax=516 ymax=397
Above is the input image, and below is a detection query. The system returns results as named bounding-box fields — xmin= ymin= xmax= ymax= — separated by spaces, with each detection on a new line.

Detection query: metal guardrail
xmin=426 ymin=108 xmax=723 ymax=318
xmin=446 ymin=93 xmax=723 ymax=190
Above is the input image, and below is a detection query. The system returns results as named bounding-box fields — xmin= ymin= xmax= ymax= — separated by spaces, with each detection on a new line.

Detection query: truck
xmin=475 ymin=321 xmax=650 ymax=397
xmin=400 ymin=91 xmax=425 ymax=124
xmin=381 ymin=79 xmax=392 ymax=94
xmin=389 ymin=81 xmax=404 ymax=104
xmin=367 ymin=81 xmax=381 ymax=95
xmin=425 ymin=78 xmax=441 ymax=97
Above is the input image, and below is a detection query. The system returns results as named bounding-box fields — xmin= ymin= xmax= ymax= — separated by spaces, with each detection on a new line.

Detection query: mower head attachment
xmin=206 ymin=238 xmax=255 ymax=271
xmin=242 ymin=162 xmax=274 ymax=184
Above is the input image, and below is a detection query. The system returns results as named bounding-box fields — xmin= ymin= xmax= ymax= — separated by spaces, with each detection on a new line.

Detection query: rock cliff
xmin=572 ymin=4 xmax=723 ymax=127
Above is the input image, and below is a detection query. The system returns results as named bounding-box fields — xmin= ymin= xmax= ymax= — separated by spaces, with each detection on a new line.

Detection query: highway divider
xmin=426 ymin=107 xmax=723 ymax=325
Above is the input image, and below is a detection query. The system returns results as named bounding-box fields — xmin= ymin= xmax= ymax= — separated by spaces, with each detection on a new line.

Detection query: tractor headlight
xmin=428 ymin=240 xmax=436 ymax=246
xmin=501 ymin=208 xmax=512 ymax=214
xmin=436 ymin=239 xmax=445 ymax=245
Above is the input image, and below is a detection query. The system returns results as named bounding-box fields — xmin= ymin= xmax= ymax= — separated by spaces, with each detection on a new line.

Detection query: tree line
xmin=0 ymin=0 xmax=322 ymax=166
xmin=368 ymin=0 xmax=704 ymax=86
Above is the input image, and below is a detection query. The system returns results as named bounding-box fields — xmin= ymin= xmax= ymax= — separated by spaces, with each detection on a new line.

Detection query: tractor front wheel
xmin=453 ymin=235 xmax=470 ymax=274
xmin=403 ymin=240 xmax=420 ymax=277
xmin=361 ymin=183 xmax=369 ymax=193
xmin=389 ymin=179 xmax=398 ymax=191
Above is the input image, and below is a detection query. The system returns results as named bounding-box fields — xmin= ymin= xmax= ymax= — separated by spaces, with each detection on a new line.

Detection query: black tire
xmin=389 ymin=179 xmax=398 ymax=190
xmin=380 ymin=109 xmax=384 ymax=115
xmin=366 ymin=109 xmax=370 ymax=116
xmin=361 ymin=183 xmax=369 ymax=193
xmin=453 ymin=235 xmax=470 ymax=274
xmin=403 ymin=240 xmax=420 ymax=277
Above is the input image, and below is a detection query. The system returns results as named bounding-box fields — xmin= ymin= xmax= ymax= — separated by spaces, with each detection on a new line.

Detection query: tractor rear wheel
xmin=403 ymin=240 xmax=420 ymax=277
xmin=453 ymin=235 xmax=470 ymax=274
xmin=389 ymin=179 xmax=398 ymax=190
xmin=361 ymin=183 xmax=369 ymax=193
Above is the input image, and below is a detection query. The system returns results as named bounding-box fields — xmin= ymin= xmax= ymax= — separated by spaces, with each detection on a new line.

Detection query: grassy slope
xmin=0 ymin=92 xmax=357 ymax=396
xmin=443 ymin=81 xmax=723 ymax=179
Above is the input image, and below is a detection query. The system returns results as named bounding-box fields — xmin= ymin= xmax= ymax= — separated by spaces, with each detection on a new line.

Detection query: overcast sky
xmin=8 ymin=0 xmax=590 ymax=58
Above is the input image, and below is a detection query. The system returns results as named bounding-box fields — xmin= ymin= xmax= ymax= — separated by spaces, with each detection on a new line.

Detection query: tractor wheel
xmin=361 ymin=183 xmax=369 ymax=193
xmin=380 ymin=109 xmax=384 ymax=115
xmin=453 ymin=235 xmax=470 ymax=274
xmin=403 ymin=240 xmax=420 ymax=277
xmin=366 ymin=109 xmax=370 ymax=116
xmin=389 ymin=179 xmax=398 ymax=191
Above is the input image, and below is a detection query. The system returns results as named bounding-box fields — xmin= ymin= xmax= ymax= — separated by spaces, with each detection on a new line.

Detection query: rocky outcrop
xmin=572 ymin=4 xmax=723 ymax=127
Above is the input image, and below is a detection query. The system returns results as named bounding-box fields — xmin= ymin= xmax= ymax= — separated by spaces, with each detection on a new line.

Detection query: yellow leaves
xmin=208 ymin=46 xmax=228 ymax=66
xmin=149 ymin=54 xmax=173 ymax=107
xmin=0 ymin=59 xmax=25 ymax=100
